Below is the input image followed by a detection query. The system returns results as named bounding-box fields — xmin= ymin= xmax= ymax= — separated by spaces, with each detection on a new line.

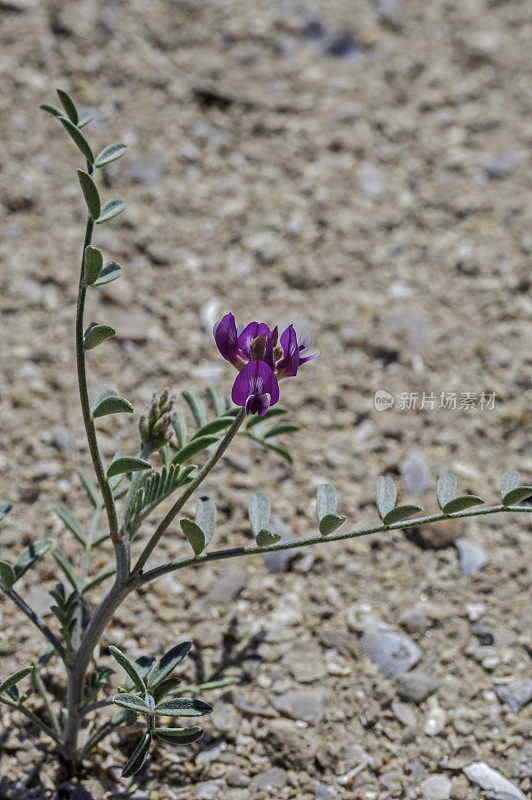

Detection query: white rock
xmin=456 ymin=539 xmax=489 ymax=576
xmin=463 ymin=762 xmax=526 ymax=799
xmin=420 ymin=774 xmax=451 ymax=800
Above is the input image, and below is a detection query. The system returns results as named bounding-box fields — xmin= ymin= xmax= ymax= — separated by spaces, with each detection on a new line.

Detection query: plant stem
xmin=0 ymin=695 xmax=62 ymax=747
xmin=132 ymin=408 xmax=246 ymax=575
xmin=3 ymin=586 xmax=66 ymax=662
xmin=138 ymin=503 xmax=532 ymax=585
xmin=33 ymin=669 xmax=62 ymax=740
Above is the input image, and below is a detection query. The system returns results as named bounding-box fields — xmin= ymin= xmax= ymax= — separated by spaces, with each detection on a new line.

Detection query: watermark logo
xmin=374 ymin=389 xmax=395 ymax=411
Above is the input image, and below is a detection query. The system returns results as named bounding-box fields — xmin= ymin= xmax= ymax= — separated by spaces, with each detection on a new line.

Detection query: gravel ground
xmin=0 ymin=1 xmax=531 ymax=798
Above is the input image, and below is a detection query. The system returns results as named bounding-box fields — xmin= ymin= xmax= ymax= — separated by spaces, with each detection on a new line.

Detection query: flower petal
xmin=238 ymin=322 xmax=270 ymax=358
xmin=214 ymin=313 xmax=240 ymax=366
xmin=232 ymin=361 xmax=279 ymax=411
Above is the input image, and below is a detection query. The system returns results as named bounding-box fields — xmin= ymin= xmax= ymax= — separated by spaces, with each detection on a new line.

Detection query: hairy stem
xmin=139 ymin=503 xmax=532 ymax=585
xmin=33 ymin=669 xmax=62 ymax=740
xmin=2 ymin=585 xmax=66 ymax=662
xmin=132 ymin=408 xmax=246 ymax=575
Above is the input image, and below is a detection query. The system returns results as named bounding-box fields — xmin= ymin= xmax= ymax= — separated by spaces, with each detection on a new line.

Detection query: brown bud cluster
xmin=139 ymin=388 xmax=176 ymax=452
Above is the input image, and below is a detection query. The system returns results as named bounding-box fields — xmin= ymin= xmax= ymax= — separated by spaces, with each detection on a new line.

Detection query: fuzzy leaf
xmin=171 ymin=435 xmax=218 ymax=465
xmin=263 ymin=423 xmax=300 ymax=439
xmin=319 ymin=514 xmax=346 ymax=537
xmin=77 ymin=111 xmax=94 ymax=129
xmin=93 ymin=261 xmax=122 ymax=286
xmin=56 ymin=88 xmax=78 ymax=124
xmin=95 ymin=199 xmax=125 ymax=224
xmin=94 ymin=143 xmax=128 ymax=168
xmin=207 ymin=387 xmax=226 ymax=417
xmin=0 ymin=667 xmax=32 ymax=694
xmin=92 ymin=395 xmax=133 ymax=419
xmin=172 ymin=409 xmax=187 ymax=449
xmin=40 ymin=103 xmax=64 ymax=119
xmin=54 ymin=505 xmax=86 ymax=545
xmin=437 ymin=473 xmax=457 ymax=511
xmin=500 ymin=469 xmax=520 ymax=501
xmin=182 ymin=391 xmax=207 ymax=428
xmin=181 ymin=519 xmax=205 ymax=556
xmin=13 ymin=540 xmax=52 ymax=581
xmin=152 ymin=678 xmax=182 ymax=705
xmin=245 ymin=406 xmax=288 ymax=429
xmin=52 ymin=549 xmax=79 ymax=590
xmin=83 ymin=323 xmax=116 ymax=350
xmin=154 ymin=697 xmax=212 ymax=718
xmin=255 ymin=529 xmax=282 ymax=547
xmin=502 ymin=486 xmax=532 ymax=506
xmin=109 ymin=646 xmax=147 ymax=694
xmin=148 ymin=642 xmax=192 ymax=691
xmin=383 ymin=504 xmax=423 ymax=525
xmin=154 ymin=726 xmax=203 ymax=744
xmin=0 ymin=562 xmax=16 ymax=590
xmin=62 ymin=119 xmax=94 ymax=163
xmin=77 ymin=170 xmax=100 ymax=219
xmin=126 ymin=464 xmax=184 ymax=531
xmin=193 ymin=416 xmax=234 ymax=438
xmin=0 ymin=503 xmax=12 ymax=522
xmin=121 ymin=732 xmax=151 ymax=778
xmin=442 ymin=495 xmax=485 ymax=514
xmin=123 ymin=656 xmax=156 ymax=692
xmin=107 ymin=457 xmax=151 ymax=479
xmin=82 ymin=566 xmax=116 ymax=594
xmin=376 ymin=476 xmax=396 ymax=521
xmin=84 ymin=246 xmax=103 ymax=286
xmin=249 ymin=492 xmax=270 ymax=536
xmin=196 ymin=496 xmax=216 ymax=547
xmin=112 ymin=693 xmax=151 ymax=714
xmin=317 ymin=484 xmax=336 ymax=521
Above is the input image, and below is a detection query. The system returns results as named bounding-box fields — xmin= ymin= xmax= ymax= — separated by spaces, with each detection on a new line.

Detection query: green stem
xmin=139 ymin=503 xmax=532 ymax=585
xmin=3 ymin=586 xmax=66 ymax=662
xmin=132 ymin=408 xmax=246 ymax=575
xmin=33 ymin=669 xmax=62 ymax=740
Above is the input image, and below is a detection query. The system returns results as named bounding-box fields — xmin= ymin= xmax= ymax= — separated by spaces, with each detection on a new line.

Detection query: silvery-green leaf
xmin=154 ymin=726 xmax=203 ymax=744
xmin=61 ymin=118 xmax=94 ymax=163
xmin=123 ymin=656 xmax=155 ymax=692
xmin=256 ymin=529 xmax=282 ymax=547
xmin=56 ymin=88 xmax=78 ymax=124
xmin=376 ymin=476 xmax=396 ymax=521
xmin=500 ymin=469 xmax=520 ymax=500
xmin=263 ymin=441 xmax=293 ymax=464
xmin=40 ymin=103 xmax=64 ymax=119
xmin=180 ymin=518 xmax=205 ymax=555
xmin=0 ymin=503 xmax=12 ymax=522
xmin=437 ymin=473 xmax=457 ymax=511
xmin=77 ymin=111 xmax=94 ymax=129
xmin=382 ymin=504 xmax=423 ymax=526
xmin=192 ymin=416 xmax=234 ymax=438
xmin=263 ymin=423 xmax=300 ymax=439
xmin=92 ymin=395 xmax=133 ymax=419
xmin=94 ymin=143 xmax=127 ymax=168
xmin=196 ymin=496 xmax=216 ymax=547
xmin=112 ymin=693 xmax=150 ymax=714
xmin=54 ymin=505 xmax=86 ymax=545
xmin=245 ymin=406 xmax=288 ymax=429
xmin=52 ymin=549 xmax=79 ymax=590
xmin=182 ymin=391 xmax=207 ymax=428
xmin=93 ymin=261 xmax=122 ymax=286
xmin=249 ymin=492 xmax=270 ymax=536
xmin=502 ymin=486 xmax=532 ymax=506
xmin=95 ymin=199 xmax=126 ymax=224
xmin=207 ymin=387 xmax=226 ymax=417
xmin=13 ymin=540 xmax=52 ymax=581
xmin=82 ymin=566 xmax=115 ymax=594
xmin=0 ymin=666 xmax=32 ymax=693
xmin=83 ymin=323 xmax=116 ymax=350
xmin=0 ymin=562 xmax=16 ymax=590
xmin=109 ymin=646 xmax=146 ymax=694
xmin=172 ymin=409 xmax=187 ymax=449
xmin=442 ymin=495 xmax=485 ymax=514
xmin=76 ymin=468 xmax=99 ymax=508
xmin=77 ymin=170 xmax=100 ymax=219
xmin=84 ymin=245 xmax=103 ymax=286
xmin=319 ymin=513 xmax=346 ymax=537
xmin=148 ymin=642 xmax=191 ymax=691
xmin=316 ymin=484 xmax=337 ymax=521
xmin=171 ymin=436 xmax=218 ymax=465
xmin=154 ymin=697 xmax=212 ymax=717
xmin=121 ymin=732 xmax=151 ymax=778
xmin=107 ymin=457 xmax=151 ymax=479
xmin=152 ymin=677 xmax=182 ymax=705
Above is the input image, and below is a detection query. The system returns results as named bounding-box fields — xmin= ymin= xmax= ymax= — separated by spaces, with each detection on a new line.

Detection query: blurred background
xmin=0 ymin=1 xmax=531 ymax=797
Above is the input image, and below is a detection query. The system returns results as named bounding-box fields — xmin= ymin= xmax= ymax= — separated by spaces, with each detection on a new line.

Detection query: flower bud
xmin=250 ymin=334 xmax=267 ymax=361
xmin=139 ymin=391 xmax=176 ymax=451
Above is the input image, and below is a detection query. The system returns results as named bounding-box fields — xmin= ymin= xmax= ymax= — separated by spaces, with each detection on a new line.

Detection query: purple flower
xmin=232 ymin=360 xmax=280 ymax=417
xmin=275 ymin=325 xmax=320 ymax=378
xmin=214 ymin=313 xmax=319 ymax=415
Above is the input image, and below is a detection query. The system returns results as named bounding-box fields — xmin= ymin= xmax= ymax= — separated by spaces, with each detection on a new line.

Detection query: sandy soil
xmin=0 ymin=0 xmax=531 ymax=798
